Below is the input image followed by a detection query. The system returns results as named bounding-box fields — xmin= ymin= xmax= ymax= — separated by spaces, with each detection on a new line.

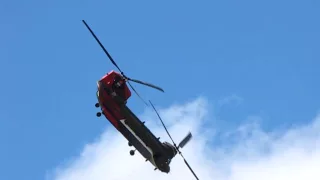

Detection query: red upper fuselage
xmin=98 ymin=70 xmax=131 ymax=99
xmin=96 ymin=70 xmax=131 ymax=128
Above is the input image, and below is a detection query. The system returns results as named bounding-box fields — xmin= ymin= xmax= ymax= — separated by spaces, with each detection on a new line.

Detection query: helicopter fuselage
xmin=95 ymin=70 xmax=177 ymax=173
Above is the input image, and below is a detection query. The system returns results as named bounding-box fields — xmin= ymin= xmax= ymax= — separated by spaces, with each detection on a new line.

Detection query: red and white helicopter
xmin=83 ymin=20 xmax=200 ymax=180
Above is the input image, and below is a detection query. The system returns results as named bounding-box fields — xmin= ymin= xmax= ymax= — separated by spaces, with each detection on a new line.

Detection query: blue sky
xmin=1 ymin=0 xmax=320 ymax=180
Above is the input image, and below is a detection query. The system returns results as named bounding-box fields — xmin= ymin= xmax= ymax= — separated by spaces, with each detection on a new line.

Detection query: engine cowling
xmin=162 ymin=141 xmax=177 ymax=160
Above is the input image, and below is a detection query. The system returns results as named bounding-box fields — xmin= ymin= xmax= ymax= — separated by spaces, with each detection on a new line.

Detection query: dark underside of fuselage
xmin=97 ymin=80 xmax=174 ymax=172
xmin=101 ymin=99 xmax=173 ymax=172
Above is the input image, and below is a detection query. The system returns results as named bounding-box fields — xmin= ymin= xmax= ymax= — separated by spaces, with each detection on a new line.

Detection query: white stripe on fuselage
xmin=119 ymin=119 xmax=157 ymax=168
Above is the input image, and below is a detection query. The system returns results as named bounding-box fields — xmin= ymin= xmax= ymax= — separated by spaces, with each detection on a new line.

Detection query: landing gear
xmin=128 ymin=142 xmax=132 ymax=146
xmin=95 ymin=103 xmax=101 ymax=117
xmin=130 ymin=150 xmax=135 ymax=156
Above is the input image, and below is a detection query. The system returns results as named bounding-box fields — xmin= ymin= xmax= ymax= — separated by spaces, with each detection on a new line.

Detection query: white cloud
xmin=217 ymin=94 xmax=243 ymax=107
xmin=48 ymin=97 xmax=320 ymax=180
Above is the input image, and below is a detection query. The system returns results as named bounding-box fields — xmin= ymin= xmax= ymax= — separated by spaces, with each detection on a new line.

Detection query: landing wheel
xmin=128 ymin=142 xmax=132 ymax=146
xmin=96 ymin=112 xmax=102 ymax=117
xmin=130 ymin=150 xmax=135 ymax=156
xmin=95 ymin=103 xmax=99 ymax=107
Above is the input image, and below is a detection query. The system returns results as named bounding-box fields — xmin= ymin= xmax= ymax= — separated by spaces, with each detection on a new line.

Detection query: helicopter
xmin=82 ymin=20 xmax=199 ymax=180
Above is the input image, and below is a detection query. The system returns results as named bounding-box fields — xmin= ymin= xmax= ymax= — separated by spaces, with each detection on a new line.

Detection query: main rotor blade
xmin=178 ymin=132 xmax=192 ymax=149
xmin=127 ymin=81 xmax=149 ymax=106
xmin=127 ymin=77 xmax=164 ymax=92
xmin=149 ymin=100 xmax=176 ymax=147
xmin=179 ymin=153 xmax=200 ymax=180
xmin=149 ymin=101 xmax=200 ymax=180
xmin=82 ymin=20 xmax=122 ymax=73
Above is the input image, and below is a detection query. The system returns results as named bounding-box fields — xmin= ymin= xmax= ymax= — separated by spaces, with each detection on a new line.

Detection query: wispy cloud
xmin=217 ymin=94 xmax=243 ymax=108
xmin=48 ymin=97 xmax=320 ymax=180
